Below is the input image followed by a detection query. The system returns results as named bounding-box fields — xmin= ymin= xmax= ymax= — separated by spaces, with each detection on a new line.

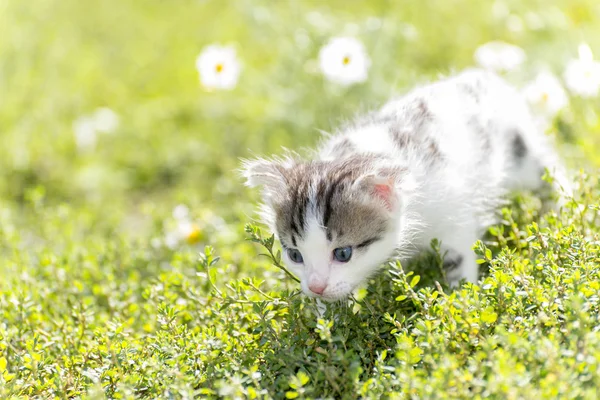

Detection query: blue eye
xmin=287 ymin=248 xmax=304 ymax=263
xmin=333 ymin=246 xmax=353 ymax=262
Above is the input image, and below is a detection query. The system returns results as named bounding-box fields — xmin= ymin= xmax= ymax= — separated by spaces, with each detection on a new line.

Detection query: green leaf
xmin=485 ymin=248 xmax=492 ymax=260
xmin=297 ymin=370 xmax=309 ymax=385
xmin=380 ymin=350 xmax=387 ymax=361
xmin=481 ymin=306 xmax=498 ymax=324
xmin=410 ymin=275 xmax=421 ymax=288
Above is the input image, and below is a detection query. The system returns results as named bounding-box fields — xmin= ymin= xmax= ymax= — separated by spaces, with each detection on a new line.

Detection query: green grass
xmin=2 ymin=0 xmax=600 ymax=398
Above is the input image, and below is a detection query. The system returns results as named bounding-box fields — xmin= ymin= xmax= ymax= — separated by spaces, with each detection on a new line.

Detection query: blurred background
xmin=0 ymin=0 xmax=599 ymax=265
xmin=2 ymin=1 xmax=600 ymax=396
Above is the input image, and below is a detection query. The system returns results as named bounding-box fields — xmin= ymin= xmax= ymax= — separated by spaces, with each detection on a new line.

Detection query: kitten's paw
xmin=442 ymin=249 xmax=478 ymax=288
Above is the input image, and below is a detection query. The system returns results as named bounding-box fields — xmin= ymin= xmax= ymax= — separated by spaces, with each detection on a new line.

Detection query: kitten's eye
xmin=287 ymin=248 xmax=304 ymax=264
xmin=333 ymin=246 xmax=353 ymax=263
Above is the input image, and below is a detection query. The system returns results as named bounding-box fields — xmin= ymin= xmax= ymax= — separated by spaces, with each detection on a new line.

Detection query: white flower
xmin=164 ymin=232 xmax=180 ymax=250
xmin=92 ymin=107 xmax=119 ymax=134
xmin=195 ymin=45 xmax=241 ymax=90
xmin=319 ymin=37 xmax=370 ymax=86
xmin=72 ymin=107 xmax=120 ymax=152
xmin=506 ymin=15 xmax=524 ymax=33
xmin=150 ymin=237 xmax=163 ymax=249
xmin=522 ymin=71 xmax=568 ymax=117
xmin=564 ymin=43 xmax=600 ymax=98
xmin=474 ymin=41 xmax=526 ymax=72
xmin=176 ymin=220 xmax=201 ymax=243
xmin=163 ymin=207 xmax=202 ymax=249
xmin=172 ymin=204 xmax=190 ymax=220
xmin=73 ymin=116 xmax=97 ymax=151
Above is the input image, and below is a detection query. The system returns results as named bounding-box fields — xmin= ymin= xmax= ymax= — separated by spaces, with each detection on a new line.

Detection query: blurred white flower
xmin=176 ymin=220 xmax=201 ymax=242
xmin=366 ymin=17 xmax=382 ymax=31
xmin=164 ymin=220 xmax=201 ymax=249
xmin=564 ymin=43 xmax=600 ymax=98
xmin=164 ymin=205 xmax=201 ymax=249
xmin=164 ymin=232 xmax=180 ymax=250
xmin=506 ymin=15 xmax=524 ymax=33
xmin=150 ymin=237 xmax=163 ymax=249
xmin=72 ymin=107 xmax=120 ymax=152
xmin=319 ymin=37 xmax=370 ymax=86
xmin=92 ymin=107 xmax=120 ymax=134
xmin=172 ymin=204 xmax=190 ymax=220
xmin=492 ymin=1 xmax=510 ymax=20
xmin=524 ymin=12 xmax=545 ymax=31
xmin=73 ymin=116 xmax=98 ymax=151
xmin=195 ymin=45 xmax=241 ymax=90
xmin=522 ymin=71 xmax=568 ymax=117
xmin=400 ymin=24 xmax=419 ymax=41
xmin=474 ymin=41 xmax=526 ymax=72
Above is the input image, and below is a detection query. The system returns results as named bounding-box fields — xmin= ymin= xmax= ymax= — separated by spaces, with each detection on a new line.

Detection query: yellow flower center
xmin=215 ymin=63 xmax=224 ymax=73
xmin=185 ymin=224 xmax=202 ymax=244
xmin=541 ymin=92 xmax=549 ymax=103
xmin=342 ymin=56 xmax=351 ymax=65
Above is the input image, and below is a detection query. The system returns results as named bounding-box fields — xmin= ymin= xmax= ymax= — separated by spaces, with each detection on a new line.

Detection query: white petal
xmin=93 ymin=107 xmax=119 ymax=134
xmin=522 ymin=71 xmax=568 ymax=116
xmin=164 ymin=233 xmax=180 ymax=249
xmin=177 ymin=220 xmax=196 ymax=237
xmin=474 ymin=41 xmax=525 ymax=72
xmin=578 ymin=43 xmax=594 ymax=62
xmin=172 ymin=204 xmax=190 ymax=220
xmin=564 ymin=59 xmax=600 ymax=97
xmin=73 ymin=117 xmax=97 ymax=151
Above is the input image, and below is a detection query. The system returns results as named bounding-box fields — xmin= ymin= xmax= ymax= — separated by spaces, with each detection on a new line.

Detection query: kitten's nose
xmin=308 ymin=281 xmax=327 ymax=295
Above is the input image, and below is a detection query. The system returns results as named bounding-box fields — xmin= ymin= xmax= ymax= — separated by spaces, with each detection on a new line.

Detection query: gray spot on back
xmin=512 ymin=130 xmax=527 ymax=161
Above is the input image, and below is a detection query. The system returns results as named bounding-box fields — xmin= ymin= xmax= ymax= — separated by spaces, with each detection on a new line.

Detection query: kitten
xmin=242 ymin=69 xmax=571 ymax=301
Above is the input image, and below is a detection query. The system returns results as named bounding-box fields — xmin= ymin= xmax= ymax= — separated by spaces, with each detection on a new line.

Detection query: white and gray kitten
xmin=242 ymin=69 xmax=571 ymax=301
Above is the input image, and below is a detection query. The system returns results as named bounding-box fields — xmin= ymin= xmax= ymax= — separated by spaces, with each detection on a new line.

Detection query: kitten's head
xmin=242 ymin=155 xmax=407 ymax=301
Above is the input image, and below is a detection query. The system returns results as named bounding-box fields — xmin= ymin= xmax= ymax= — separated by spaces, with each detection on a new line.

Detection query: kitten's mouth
xmin=319 ymin=294 xmax=350 ymax=302
xmin=310 ymin=282 xmax=355 ymax=302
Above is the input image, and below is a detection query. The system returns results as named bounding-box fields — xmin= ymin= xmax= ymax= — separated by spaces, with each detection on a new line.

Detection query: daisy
xmin=474 ymin=41 xmax=526 ymax=72
xmin=175 ymin=220 xmax=202 ymax=245
xmin=73 ymin=116 xmax=97 ymax=151
xmin=172 ymin=204 xmax=190 ymax=220
xmin=522 ymin=71 xmax=568 ymax=117
xmin=195 ymin=45 xmax=241 ymax=90
xmin=564 ymin=43 xmax=600 ymax=98
xmin=164 ymin=205 xmax=202 ymax=249
xmin=92 ymin=107 xmax=120 ymax=134
xmin=72 ymin=107 xmax=120 ymax=152
xmin=319 ymin=37 xmax=370 ymax=86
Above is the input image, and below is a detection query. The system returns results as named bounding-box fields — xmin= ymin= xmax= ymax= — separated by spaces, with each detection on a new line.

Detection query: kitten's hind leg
xmin=507 ymin=128 xmax=572 ymax=208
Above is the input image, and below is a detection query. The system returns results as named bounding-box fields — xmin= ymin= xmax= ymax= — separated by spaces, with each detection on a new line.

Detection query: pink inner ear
xmin=374 ymin=182 xmax=394 ymax=210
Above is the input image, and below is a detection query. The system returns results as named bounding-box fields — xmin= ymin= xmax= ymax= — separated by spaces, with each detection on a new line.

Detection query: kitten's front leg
xmin=439 ymin=230 xmax=479 ymax=287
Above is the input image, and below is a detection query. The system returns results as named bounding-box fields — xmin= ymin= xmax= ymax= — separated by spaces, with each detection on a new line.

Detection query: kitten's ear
xmin=355 ymin=174 xmax=399 ymax=211
xmin=241 ymin=158 xmax=290 ymax=199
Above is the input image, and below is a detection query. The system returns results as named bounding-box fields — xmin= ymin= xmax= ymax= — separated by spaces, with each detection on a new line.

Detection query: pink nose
xmin=308 ymin=282 xmax=327 ymax=295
